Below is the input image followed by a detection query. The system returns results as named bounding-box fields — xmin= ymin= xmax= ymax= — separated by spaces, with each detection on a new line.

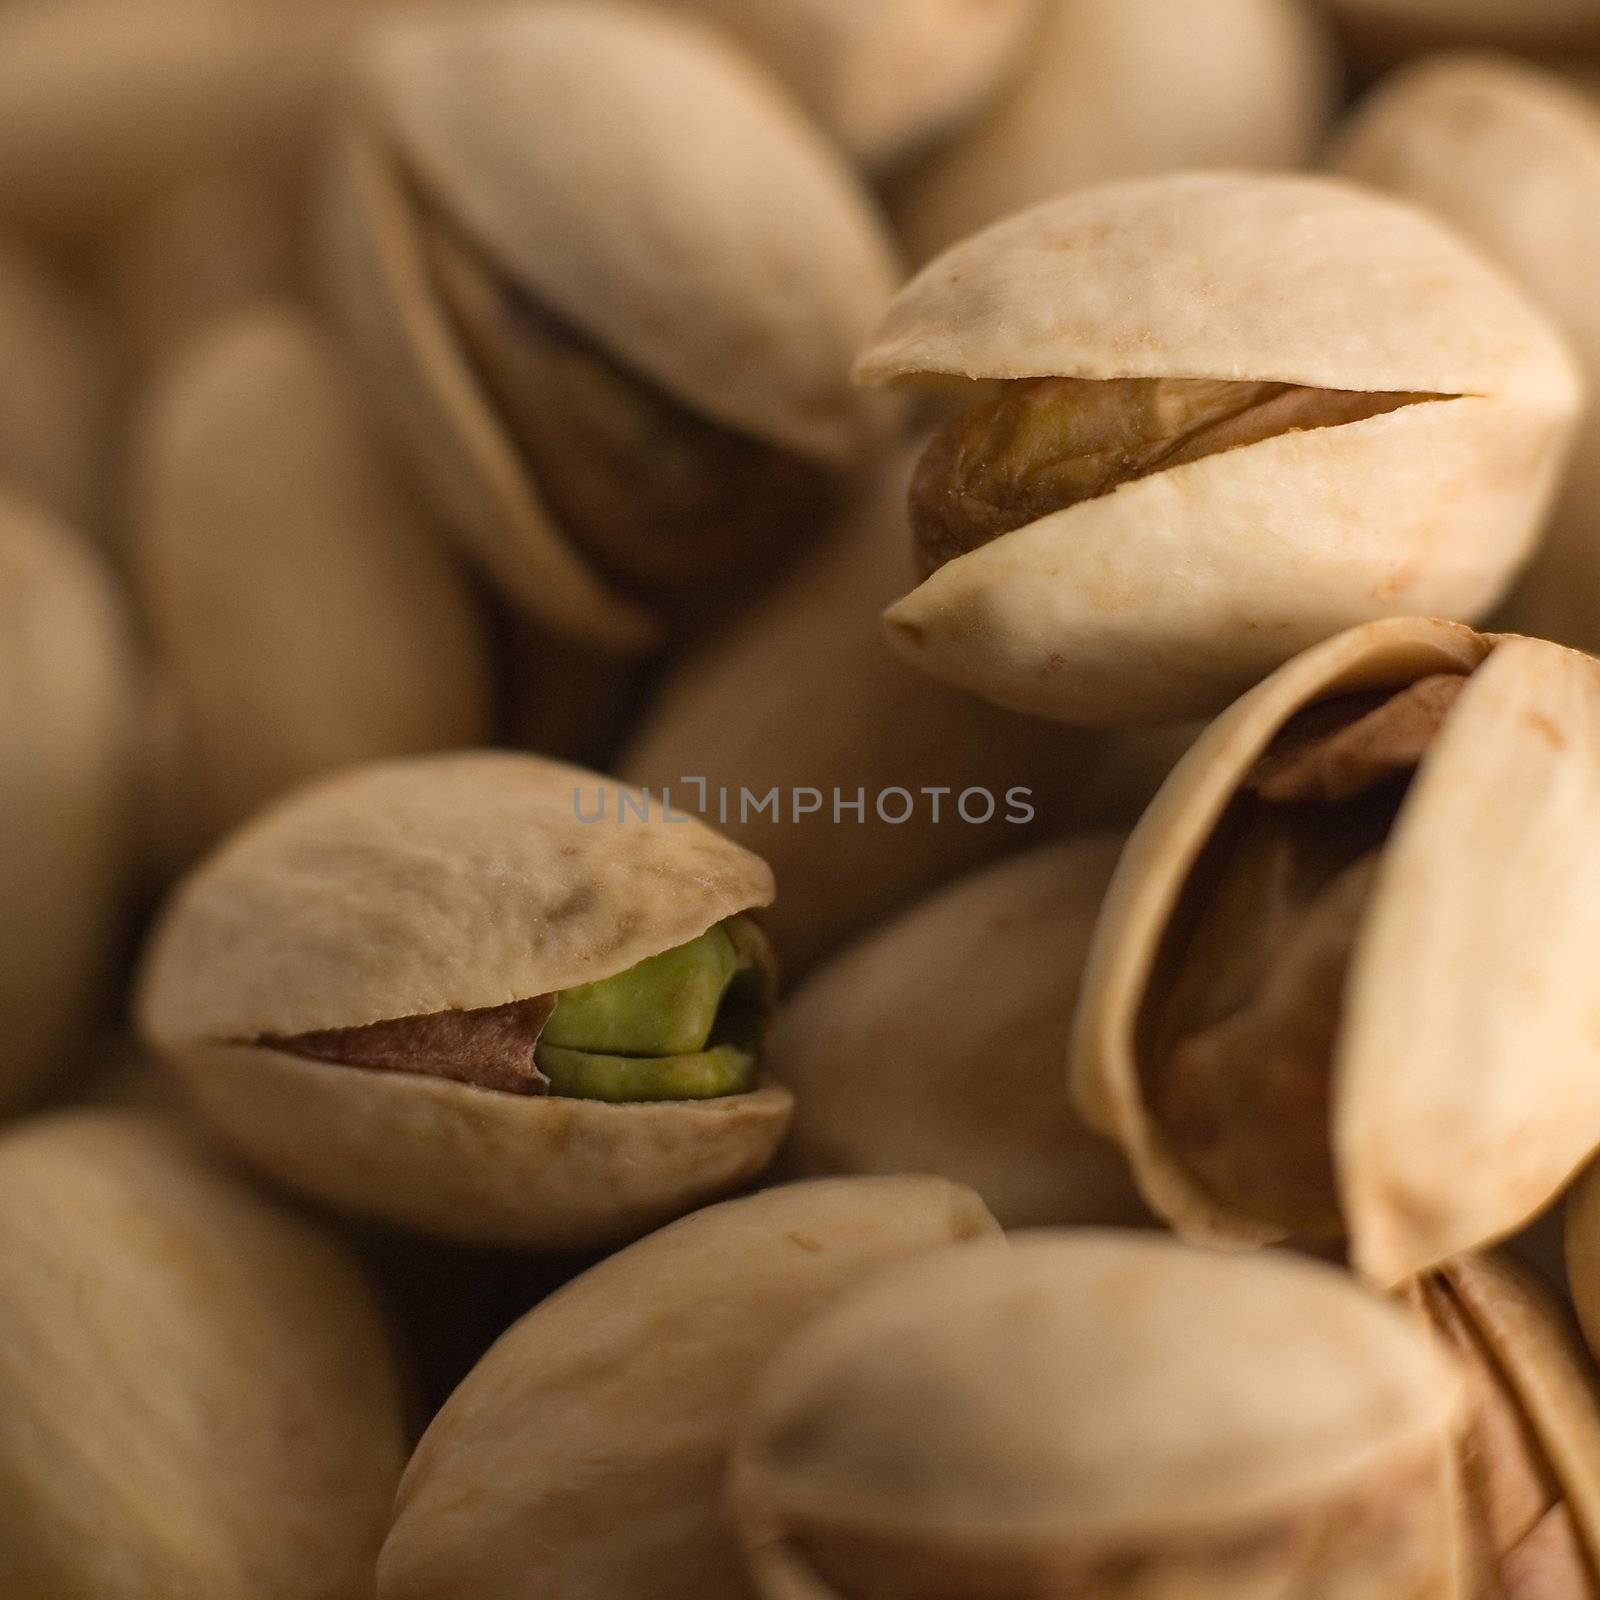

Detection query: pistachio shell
xmin=1071 ymin=618 xmax=1600 ymax=1286
xmin=378 ymin=1176 xmax=1000 ymax=1600
xmin=0 ymin=499 xmax=137 ymax=1113
xmin=730 ymin=1231 xmax=1463 ymax=1600
xmin=0 ymin=1109 xmax=408 ymax=1600
xmin=894 ymin=0 xmax=1339 ymax=265
xmin=131 ymin=304 xmax=492 ymax=849
xmin=861 ymin=172 xmax=1582 ymax=726
xmin=619 ymin=450 xmax=1192 ymax=973
xmin=770 ymin=835 xmax=1149 ymax=1228
xmin=136 ymin=751 xmax=791 ymax=1244
xmin=1332 ymin=55 xmax=1600 ymax=659
xmin=640 ymin=0 xmax=1042 ymax=173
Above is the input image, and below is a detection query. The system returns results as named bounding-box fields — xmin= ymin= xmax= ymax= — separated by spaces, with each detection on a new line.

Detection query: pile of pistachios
xmin=12 ymin=1 xmax=1600 ymax=1595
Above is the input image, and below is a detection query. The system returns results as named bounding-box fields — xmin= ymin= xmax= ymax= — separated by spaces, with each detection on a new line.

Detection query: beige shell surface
xmin=730 ymin=1232 xmax=1461 ymax=1560
xmin=894 ymin=0 xmax=1339 ymax=265
xmin=365 ymin=1 xmax=902 ymax=467
xmin=378 ymin=1176 xmax=999 ymax=1600
xmin=132 ymin=304 xmax=493 ymax=847
xmin=0 ymin=499 xmax=137 ymax=1114
xmin=0 ymin=1109 xmax=408 ymax=1600
xmin=770 ymin=835 xmax=1149 ymax=1229
xmin=1070 ymin=619 xmax=1600 ymax=1287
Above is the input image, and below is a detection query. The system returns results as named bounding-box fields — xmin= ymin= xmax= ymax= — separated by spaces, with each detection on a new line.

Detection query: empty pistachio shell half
xmin=0 ymin=1109 xmax=408 ymax=1600
xmin=893 ymin=0 xmax=1339 ymax=265
xmin=0 ymin=498 xmax=137 ymax=1115
xmin=770 ymin=835 xmax=1148 ymax=1228
xmin=730 ymin=1231 xmax=1464 ymax=1600
xmin=1410 ymin=1253 xmax=1600 ymax=1597
xmin=323 ymin=0 xmax=902 ymax=650
xmin=859 ymin=171 xmax=1583 ymax=727
xmin=131 ymin=303 xmax=492 ymax=852
xmin=136 ymin=751 xmax=792 ymax=1246
xmin=378 ymin=1176 xmax=999 ymax=1600
xmin=1332 ymin=55 xmax=1600 ymax=659
xmin=1071 ymin=617 xmax=1600 ymax=1287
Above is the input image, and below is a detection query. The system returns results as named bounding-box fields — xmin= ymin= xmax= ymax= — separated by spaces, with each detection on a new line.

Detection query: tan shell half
xmin=131 ymin=303 xmax=492 ymax=851
xmin=1071 ymin=617 xmax=1600 ymax=1287
xmin=893 ymin=0 xmax=1339 ymax=265
xmin=378 ymin=1176 xmax=999 ymax=1600
xmin=136 ymin=751 xmax=791 ymax=1246
xmin=0 ymin=1109 xmax=408 ymax=1600
xmin=860 ymin=171 xmax=1583 ymax=727
xmin=0 ymin=499 xmax=137 ymax=1114
xmin=770 ymin=835 xmax=1150 ymax=1229
xmin=729 ymin=1231 xmax=1463 ymax=1600
xmin=325 ymin=0 xmax=902 ymax=648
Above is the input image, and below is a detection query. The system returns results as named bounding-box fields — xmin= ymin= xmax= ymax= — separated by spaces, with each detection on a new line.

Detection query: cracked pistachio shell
xmin=770 ymin=835 xmax=1149 ymax=1229
xmin=729 ymin=1231 xmax=1464 ymax=1600
xmin=0 ymin=1109 xmax=408 ymax=1600
xmin=0 ymin=499 xmax=137 ymax=1114
xmin=1328 ymin=0 xmax=1600 ymax=58
xmin=861 ymin=171 xmax=1583 ymax=728
xmin=322 ymin=0 xmax=902 ymax=651
xmin=640 ymin=0 xmax=1042 ymax=173
xmin=1332 ymin=55 xmax=1600 ymax=658
xmin=378 ymin=1176 xmax=999 ymax=1600
xmin=894 ymin=0 xmax=1339 ymax=265
xmin=131 ymin=304 xmax=492 ymax=852
xmin=135 ymin=751 xmax=791 ymax=1246
xmin=1071 ymin=617 xmax=1600 ymax=1287
xmin=619 ymin=450 xmax=1192 ymax=974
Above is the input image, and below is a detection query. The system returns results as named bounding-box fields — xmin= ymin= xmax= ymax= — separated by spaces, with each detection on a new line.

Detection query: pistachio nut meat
xmin=858 ymin=171 xmax=1583 ymax=727
xmin=378 ymin=1176 xmax=1000 ymax=1600
xmin=1071 ymin=617 xmax=1600 ymax=1288
xmin=0 ymin=1109 xmax=409 ymax=1600
xmin=892 ymin=0 xmax=1339 ymax=266
xmin=1332 ymin=55 xmax=1600 ymax=658
xmin=322 ymin=0 xmax=903 ymax=650
xmin=131 ymin=303 xmax=492 ymax=851
xmin=136 ymin=751 xmax=792 ymax=1246
xmin=770 ymin=835 xmax=1149 ymax=1228
xmin=1409 ymin=1253 xmax=1600 ymax=1597
xmin=0 ymin=497 xmax=137 ymax=1116
xmin=729 ymin=1231 xmax=1464 ymax=1600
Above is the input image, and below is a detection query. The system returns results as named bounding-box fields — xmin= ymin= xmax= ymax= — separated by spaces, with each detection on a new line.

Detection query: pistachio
xmin=136 ymin=751 xmax=792 ymax=1246
xmin=892 ymin=0 xmax=1339 ymax=264
xmin=1331 ymin=55 xmax=1600 ymax=658
xmin=0 ymin=498 xmax=137 ymax=1115
xmin=323 ymin=1 xmax=902 ymax=648
xmin=0 ymin=1109 xmax=408 ymax=1600
xmin=729 ymin=1231 xmax=1464 ymax=1600
xmin=859 ymin=172 xmax=1584 ymax=726
xmin=1072 ymin=618 xmax=1600 ymax=1286
xmin=378 ymin=1176 xmax=1000 ymax=1600
xmin=770 ymin=834 xmax=1149 ymax=1228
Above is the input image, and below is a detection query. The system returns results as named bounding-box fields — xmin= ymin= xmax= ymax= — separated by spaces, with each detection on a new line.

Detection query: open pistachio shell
xmin=131 ymin=303 xmax=492 ymax=852
xmin=640 ymin=0 xmax=1041 ymax=173
xmin=770 ymin=835 xmax=1149 ymax=1228
xmin=1411 ymin=1253 xmax=1600 ymax=1596
xmin=0 ymin=499 xmax=137 ymax=1115
xmin=136 ymin=751 xmax=791 ymax=1246
xmin=0 ymin=1109 xmax=408 ymax=1600
xmin=860 ymin=172 xmax=1583 ymax=727
xmin=1328 ymin=0 xmax=1600 ymax=59
xmin=1071 ymin=617 xmax=1600 ymax=1287
xmin=730 ymin=1231 xmax=1464 ymax=1600
xmin=893 ymin=0 xmax=1339 ymax=265
xmin=619 ymin=449 xmax=1192 ymax=974
xmin=378 ymin=1176 xmax=999 ymax=1600
xmin=1332 ymin=55 xmax=1600 ymax=659
xmin=323 ymin=0 xmax=902 ymax=647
